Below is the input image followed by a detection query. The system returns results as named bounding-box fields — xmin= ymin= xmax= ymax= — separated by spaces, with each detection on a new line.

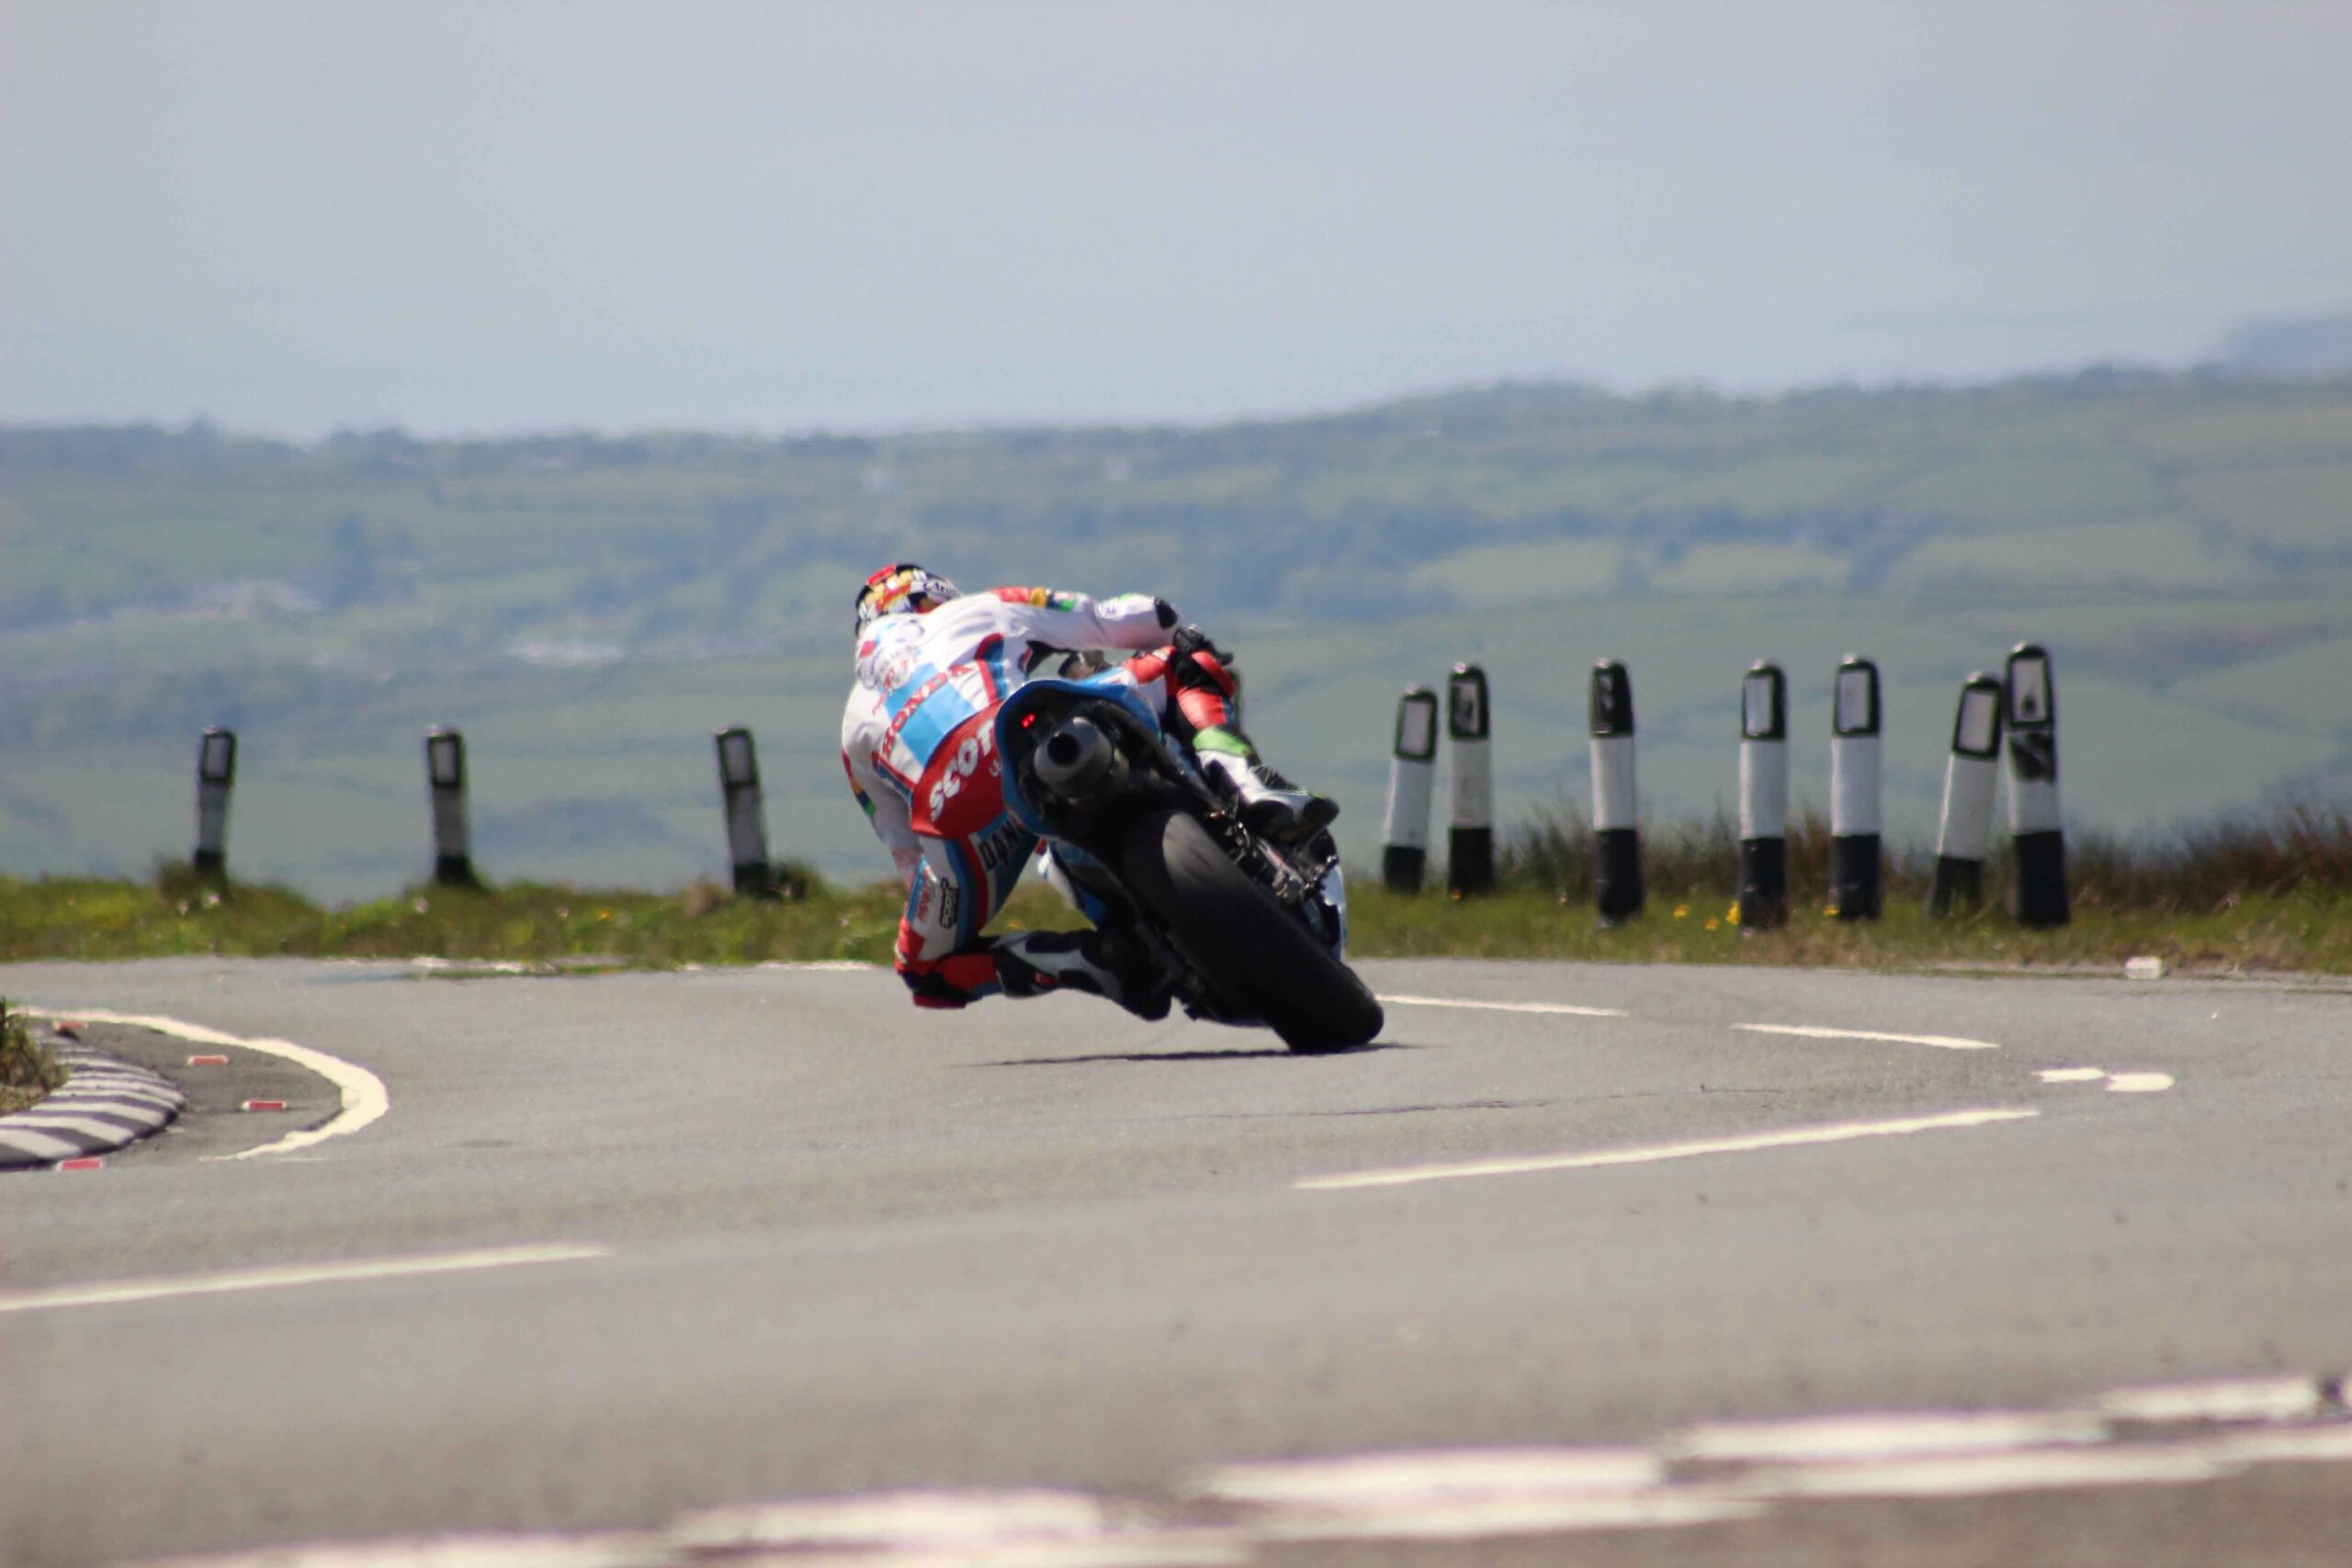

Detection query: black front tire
xmin=1120 ymin=808 xmax=1384 ymax=1053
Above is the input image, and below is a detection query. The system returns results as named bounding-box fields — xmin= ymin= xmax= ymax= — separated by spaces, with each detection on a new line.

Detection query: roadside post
xmin=424 ymin=728 xmax=479 ymax=888
xmin=1736 ymin=661 xmax=1789 ymax=930
xmin=715 ymin=727 xmax=777 ymax=899
xmin=1829 ymin=655 xmax=1883 ymax=920
xmin=1590 ymin=660 xmax=1644 ymax=923
xmin=2005 ymin=643 xmax=2070 ymax=927
xmin=1445 ymin=664 xmax=1495 ymax=896
xmin=1381 ymin=686 xmax=1440 ymax=893
xmin=1928 ymin=673 xmax=2005 ymax=918
xmin=192 ymin=728 xmax=237 ymax=879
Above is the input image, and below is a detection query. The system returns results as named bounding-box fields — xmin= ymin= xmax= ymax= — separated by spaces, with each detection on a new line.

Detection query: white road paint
xmin=1191 ymin=1449 xmax=1662 ymax=1507
xmin=28 ymin=1005 xmax=389 ymax=1158
xmin=142 ymin=1536 xmax=659 ymax=1568
xmin=119 ymin=1369 xmax=2352 ymax=1564
xmin=1737 ymin=1444 xmax=2233 ymax=1499
xmin=0 ymin=1243 xmax=610 ymax=1315
xmin=2100 ymin=1377 xmax=2328 ymax=1426
xmin=1736 ymin=1022 xmax=2000 ymax=1051
xmin=2035 ymin=1066 xmax=2177 ymax=1094
xmin=2106 ymin=1072 xmax=2176 ymax=1093
xmin=1672 ymin=1411 xmax=2106 ymax=1464
xmin=1378 ymin=994 xmax=1628 ymax=1019
xmin=670 ymin=1490 xmax=1245 ymax=1568
xmin=1243 ymin=1492 xmax=1764 ymax=1541
xmin=1295 ymin=1108 xmax=2039 ymax=1190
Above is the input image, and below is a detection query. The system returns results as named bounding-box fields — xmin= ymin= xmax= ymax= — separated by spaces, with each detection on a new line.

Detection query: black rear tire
xmin=1120 ymin=808 xmax=1384 ymax=1053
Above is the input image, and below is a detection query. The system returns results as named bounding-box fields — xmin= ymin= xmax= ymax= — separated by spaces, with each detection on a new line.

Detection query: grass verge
xmin=1 ymin=849 xmax=2346 ymax=976
xmin=1 ymin=999 xmax=69 ymax=1114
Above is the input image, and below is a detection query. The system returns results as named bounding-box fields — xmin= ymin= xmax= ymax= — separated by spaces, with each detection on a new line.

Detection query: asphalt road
xmin=2 ymin=954 xmax=2348 ymax=1567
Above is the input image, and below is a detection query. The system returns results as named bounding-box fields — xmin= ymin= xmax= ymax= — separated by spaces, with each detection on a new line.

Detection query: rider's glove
xmin=1170 ymin=625 xmax=1238 ymax=696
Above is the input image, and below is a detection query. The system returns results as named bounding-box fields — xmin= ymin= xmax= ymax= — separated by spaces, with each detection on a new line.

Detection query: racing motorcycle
xmin=992 ymin=675 xmax=1384 ymax=1055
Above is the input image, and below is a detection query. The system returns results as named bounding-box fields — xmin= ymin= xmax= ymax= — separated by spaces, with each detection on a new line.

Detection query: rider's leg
xmin=894 ymin=845 xmax=1169 ymax=1019
xmin=1120 ymin=645 xmax=1338 ymax=840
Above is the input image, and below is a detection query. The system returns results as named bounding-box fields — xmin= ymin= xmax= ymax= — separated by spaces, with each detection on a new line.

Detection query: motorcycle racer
xmin=841 ymin=562 xmax=1336 ymax=1015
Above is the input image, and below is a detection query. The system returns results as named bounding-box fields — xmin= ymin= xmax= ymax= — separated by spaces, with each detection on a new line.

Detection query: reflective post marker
xmin=1590 ymin=660 xmax=1644 ymax=923
xmin=2005 ymin=642 xmax=2069 ymax=928
xmin=715 ymin=727 xmax=776 ymax=899
xmin=1928 ymin=672 xmax=2005 ymax=918
xmin=424 ymin=728 xmax=478 ymax=888
xmin=1382 ymin=687 xmax=1440 ymax=894
xmin=1829 ymin=655 xmax=1883 ymax=920
xmin=192 ymin=728 xmax=237 ymax=878
xmin=1445 ymin=665 xmax=1495 ymax=896
xmin=1736 ymin=661 xmax=1788 ymax=930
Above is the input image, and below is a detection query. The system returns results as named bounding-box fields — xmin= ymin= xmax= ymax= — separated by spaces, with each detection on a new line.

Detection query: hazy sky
xmin=4 ymin=1 xmax=2347 ymax=434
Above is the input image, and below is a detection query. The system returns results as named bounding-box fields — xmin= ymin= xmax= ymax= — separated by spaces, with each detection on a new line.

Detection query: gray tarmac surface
xmin=0 ymin=955 xmax=2347 ymax=1566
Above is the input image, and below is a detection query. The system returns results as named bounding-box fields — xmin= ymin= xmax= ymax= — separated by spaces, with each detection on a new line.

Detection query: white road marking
xmin=0 ymin=1243 xmax=610 ymax=1315
xmin=1736 ymin=1022 xmax=2000 ymax=1051
xmin=1245 ymin=1492 xmax=1764 ymax=1541
xmin=139 ymin=1536 xmax=660 ymax=1568
xmin=2039 ymin=1067 xmax=2108 ymax=1082
xmin=673 ymin=1491 xmax=1120 ymax=1551
xmin=1295 ymin=1108 xmax=2039 ymax=1190
xmin=2100 ymin=1377 xmax=2326 ymax=1426
xmin=1736 ymin=1444 xmax=2233 ymax=1499
xmin=2106 ymin=1072 xmax=2176 ymax=1093
xmin=1191 ymin=1449 xmax=1662 ymax=1507
xmin=670 ymin=1490 xmax=1247 ymax=1567
xmin=1672 ymin=1412 xmax=2106 ymax=1464
xmin=28 ymin=1005 xmax=389 ymax=1158
xmin=1379 ymin=994 xmax=1628 ymax=1019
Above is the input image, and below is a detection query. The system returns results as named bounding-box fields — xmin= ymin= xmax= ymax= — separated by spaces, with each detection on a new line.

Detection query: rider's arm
xmin=988 ymin=587 xmax=1178 ymax=654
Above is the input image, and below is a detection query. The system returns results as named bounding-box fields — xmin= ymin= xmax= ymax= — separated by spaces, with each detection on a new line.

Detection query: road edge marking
xmin=0 ymin=1243 xmax=611 ymax=1314
xmin=1736 ymin=1023 xmax=2001 ymax=1051
xmin=1380 ymin=995 xmax=1629 ymax=1019
xmin=1296 ymin=1108 xmax=2040 ymax=1190
xmin=25 ymin=1005 xmax=389 ymax=1159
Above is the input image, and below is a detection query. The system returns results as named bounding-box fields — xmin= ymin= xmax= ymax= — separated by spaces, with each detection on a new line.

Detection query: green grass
xmin=5 ymin=802 xmax=2348 ymax=977
xmin=1 ymin=998 xmax=68 ymax=1114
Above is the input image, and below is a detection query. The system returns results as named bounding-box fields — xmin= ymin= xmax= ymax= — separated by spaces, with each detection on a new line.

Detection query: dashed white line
xmin=1295 ymin=1108 xmax=2040 ymax=1190
xmin=2105 ymin=1072 xmax=2176 ymax=1094
xmin=1379 ymin=995 xmax=1628 ymax=1019
xmin=1736 ymin=1444 xmax=2233 ymax=1499
xmin=1672 ymin=1411 xmax=2107 ymax=1464
xmin=2039 ymin=1067 xmax=2108 ymax=1083
xmin=28 ymin=1006 xmax=389 ymax=1159
xmin=1736 ymin=1022 xmax=2001 ymax=1051
xmin=0 ymin=1244 xmax=610 ymax=1315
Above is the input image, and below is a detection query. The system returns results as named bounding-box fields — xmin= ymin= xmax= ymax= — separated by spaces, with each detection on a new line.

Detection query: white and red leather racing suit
xmin=842 ymin=586 xmax=1240 ymax=1010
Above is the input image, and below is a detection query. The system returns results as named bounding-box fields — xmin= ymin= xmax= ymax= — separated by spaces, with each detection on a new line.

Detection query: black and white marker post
xmin=715 ymin=726 xmax=777 ymax=899
xmin=191 ymin=727 xmax=237 ymax=879
xmin=1382 ymin=686 xmax=1440 ymax=894
xmin=1928 ymin=672 xmax=2005 ymax=918
xmin=2005 ymin=642 xmax=2070 ymax=928
xmin=1445 ymin=664 xmax=1495 ymax=897
xmin=424 ymin=727 xmax=479 ymax=888
xmin=1589 ymin=660 xmax=1644 ymax=923
xmin=1736 ymin=661 xmax=1789 ymax=930
xmin=1828 ymin=655 xmax=1883 ymax=920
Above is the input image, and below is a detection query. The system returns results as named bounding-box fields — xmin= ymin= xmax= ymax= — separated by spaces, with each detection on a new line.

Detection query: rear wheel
xmin=1120 ymin=808 xmax=1384 ymax=1053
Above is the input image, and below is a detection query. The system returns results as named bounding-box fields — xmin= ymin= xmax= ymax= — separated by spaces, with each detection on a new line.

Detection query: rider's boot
xmin=1193 ymin=726 xmax=1340 ymax=844
xmin=991 ymin=929 xmax=1171 ymax=1021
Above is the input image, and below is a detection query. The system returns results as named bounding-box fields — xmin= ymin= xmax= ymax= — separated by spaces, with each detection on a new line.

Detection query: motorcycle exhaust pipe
xmin=1035 ymin=716 xmax=1126 ymax=806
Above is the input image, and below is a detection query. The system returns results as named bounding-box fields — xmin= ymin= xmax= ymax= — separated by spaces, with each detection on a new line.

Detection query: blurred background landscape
xmin=6 ymin=356 xmax=2350 ymax=897
xmin=4 ymin=2 xmax=2346 ymax=900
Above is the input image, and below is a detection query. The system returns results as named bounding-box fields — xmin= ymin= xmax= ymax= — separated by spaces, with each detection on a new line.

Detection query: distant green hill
xmin=4 ymin=372 xmax=2348 ymax=898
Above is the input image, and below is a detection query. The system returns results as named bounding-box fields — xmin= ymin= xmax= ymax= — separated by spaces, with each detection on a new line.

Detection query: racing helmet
xmin=854 ymin=562 xmax=960 ymax=631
